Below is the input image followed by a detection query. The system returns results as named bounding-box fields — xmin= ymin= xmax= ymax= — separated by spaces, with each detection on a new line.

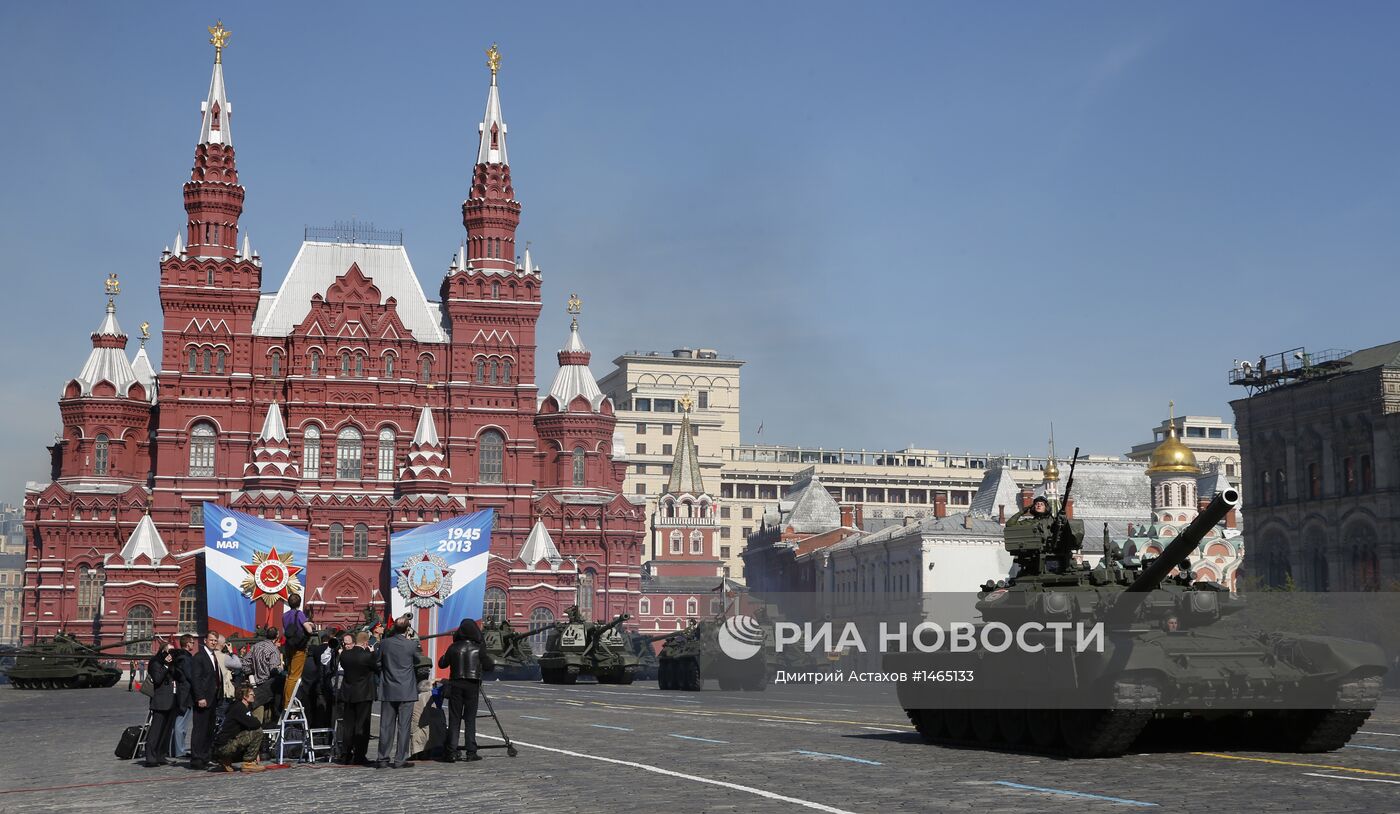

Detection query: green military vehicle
xmin=482 ymin=619 xmax=546 ymax=681
xmin=4 ymin=632 xmax=151 ymax=689
xmin=885 ymin=451 xmax=1386 ymax=757
xmin=538 ymin=608 xmax=638 ymax=685
xmin=625 ymin=630 xmax=676 ymax=682
xmin=658 ymin=616 xmax=770 ymax=692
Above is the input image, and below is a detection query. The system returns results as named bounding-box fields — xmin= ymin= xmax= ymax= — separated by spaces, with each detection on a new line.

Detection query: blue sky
xmin=1 ymin=2 xmax=1398 ymax=500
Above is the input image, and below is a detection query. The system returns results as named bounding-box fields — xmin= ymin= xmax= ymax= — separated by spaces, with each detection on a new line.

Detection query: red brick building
xmin=22 ymin=39 xmax=644 ymax=644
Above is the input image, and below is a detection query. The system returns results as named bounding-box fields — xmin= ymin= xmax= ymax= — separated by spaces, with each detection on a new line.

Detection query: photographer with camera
xmin=140 ymin=640 xmax=179 ymax=768
xmin=213 ymin=684 xmax=267 ymax=773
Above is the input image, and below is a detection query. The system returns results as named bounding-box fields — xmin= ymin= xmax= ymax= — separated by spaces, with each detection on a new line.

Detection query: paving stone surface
xmin=2 ymin=680 xmax=1399 ymax=813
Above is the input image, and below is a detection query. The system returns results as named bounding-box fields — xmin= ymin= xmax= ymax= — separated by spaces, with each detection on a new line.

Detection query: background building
xmin=21 ymin=38 xmax=644 ymax=644
xmin=0 ymin=551 xmax=22 ymax=644
xmin=1128 ymin=413 xmax=1241 ymax=480
xmin=1230 ymin=342 xmax=1400 ymax=589
xmin=598 ymin=347 xmax=742 ymax=555
xmin=0 ymin=505 xmax=23 ymax=554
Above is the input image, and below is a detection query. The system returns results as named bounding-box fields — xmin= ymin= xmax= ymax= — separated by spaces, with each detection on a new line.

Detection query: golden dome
xmin=1147 ymin=419 xmax=1199 ymax=475
xmin=1043 ymin=458 xmax=1060 ymax=482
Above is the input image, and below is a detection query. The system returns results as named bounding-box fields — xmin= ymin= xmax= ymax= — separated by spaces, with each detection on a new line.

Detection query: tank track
xmin=1279 ymin=677 xmax=1382 ymax=752
xmin=904 ymin=679 xmax=1159 ymax=758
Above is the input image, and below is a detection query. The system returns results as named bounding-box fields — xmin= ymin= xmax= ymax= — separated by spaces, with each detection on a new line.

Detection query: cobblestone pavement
xmin=2 ymin=681 xmax=1399 ymax=813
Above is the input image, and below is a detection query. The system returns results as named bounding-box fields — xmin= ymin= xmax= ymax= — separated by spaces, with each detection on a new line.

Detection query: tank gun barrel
xmin=598 ymin=613 xmax=631 ymax=634
xmin=1126 ymin=488 xmax=1239 ymax=593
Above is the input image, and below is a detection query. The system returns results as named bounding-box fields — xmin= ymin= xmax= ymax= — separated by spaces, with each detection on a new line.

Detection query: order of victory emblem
xmin=397 ymin=551 xmax=453 ymax=609
xmin=240 ymin=547 xmax=304 ymax=607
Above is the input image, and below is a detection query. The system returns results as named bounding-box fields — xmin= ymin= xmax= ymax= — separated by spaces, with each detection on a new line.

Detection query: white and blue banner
xmin=203 ymin=503 xmax=309 ymax=637
xmin=389 ymin=509 xmax=494 ymax=638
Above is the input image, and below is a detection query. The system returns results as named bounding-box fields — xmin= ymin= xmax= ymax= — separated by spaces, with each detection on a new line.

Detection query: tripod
xmin=476 ymin=685 xmax=517 ymax=758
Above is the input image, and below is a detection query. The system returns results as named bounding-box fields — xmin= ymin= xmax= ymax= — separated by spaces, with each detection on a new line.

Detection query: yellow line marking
xmin=1193 ymin=752 xmax=1400 ymax=778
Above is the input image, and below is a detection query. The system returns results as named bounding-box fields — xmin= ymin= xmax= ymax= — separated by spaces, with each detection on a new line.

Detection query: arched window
xmin=420 ymin=356 xmax=433 ymax=383
xmin=384 ymin=354 xmax=396 ymax=379
xmin=309 ymin=350 xmax=321 ymax=376
xmin=638 ymin=598 xmax=651 ymax=616
xmin=269 ymin=350 xmax=282 ymax=377
xmin=178 ymin=586 xmax=198 ymax=634
xmin=202 ymin=348 xmax=212 ymax=374
xmin=475 ymin=358 xmax=485 ymax=383
xmin=484 ymin=588 xmax=508 ymax=623
xmin=302 ymin=425 xmax=321 ymax=477
xmin=189 ymin=422 xmax=216 ymax=476
xmin=529 ymin=608 xmax=554 ymax=653
xmin=503 ymin=358 xmax=513 ymax=383
xmin=377 ymin=428 xmax=396 ymax=481
xmin=187 ymin=348 xmax=197 ymax=372
xmin=1343 ymin=457 xmax=1355 ymax=496
xmin=663 ymin=598 xmax=675 ymax=616
xmin=1260 ymin=470 xmax=1272 ymax=504
xmin=577 ymin=570 xmax=595 ymax=621
xmin=94 ymin=434 xmax=109 ymax=475
xmin=572 ymin=447 xmax=586 ymax=487
xmin=479 ymin=430 xmax=504 ymax=483
xmin=206 ymin=267 xmax=215 ymax=285
xmin=124 ymin=605 xmax=154 ymax=655
xmin=686 ymin=598 xmax=698 ymax=617
xmin=1275 ymin=468 xmax=1286 ymax=504
xmin=328 ymin=523 xmax=344 ymax=557
xmin=492 ymin=281 xmax=501 ymax=299
xmin=690 ymin=530 xmax=704 ymax=555
xmin=670 ymin=530 xmax=683 ymax=555
xmin=354 ymin=353 xmax=365 ymax=378
xmin=488 ymin=359 xmax=498 ymax=384
xmin=336 ymin=426 xmax=363 ymax=479
xmin=340 ymin=351 xmax=351 ymax=377
xmin=215 ymin=349 xmax=225 ymax=374
xmin=353 ymin=523 xmax=369 ymax=558
xmin=76 ymin=566 xmax=104 ymax=619
xmin=1361 ymin=455 xmax=1374 ymax=493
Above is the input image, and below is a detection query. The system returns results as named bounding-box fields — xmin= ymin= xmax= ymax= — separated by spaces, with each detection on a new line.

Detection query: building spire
xmin=462 ymin=42 xmax=520 ymax=272
xmin=667 ymin=395 xmax=706 ymax=495
xmin=184 ymin=20 xmax=244 ymax=260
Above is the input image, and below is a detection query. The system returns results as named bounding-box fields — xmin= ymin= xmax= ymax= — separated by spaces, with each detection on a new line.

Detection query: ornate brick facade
xmin=23 ymin=41 xmax=644 ymax=644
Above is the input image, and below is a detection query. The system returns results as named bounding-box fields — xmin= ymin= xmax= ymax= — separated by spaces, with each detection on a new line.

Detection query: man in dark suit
xmin=337 ymin=630 xmax=377 ymax=765
xmin=374 ymin=615 xmax=421 ymax=769
xmin=141 ymin=641 xmax=179 ymax=768
xmin=183 ymin=632 xmax=224 ymax=770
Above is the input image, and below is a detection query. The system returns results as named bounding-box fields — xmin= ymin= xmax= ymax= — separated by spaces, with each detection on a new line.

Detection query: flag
xmin=203 ymin=504 xmax=309 ymax=637
xmin=388 ymin=509 xmax=494 ymax=637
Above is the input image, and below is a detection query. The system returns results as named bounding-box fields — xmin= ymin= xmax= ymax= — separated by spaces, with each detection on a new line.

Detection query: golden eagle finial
xmin=566 ymin=292 xmax=582 ymax=316
xmin=209 ymin=21 xmax=231 ymax=64
xmin=486 ymin=43 xmax=502 ymax=78
xmin=104 ymin=273 xmax=120 ymax=298
xmin=679 ymin=394 xmax=694 ymax=414
xmin=140 ymin=321 xmax=151 ymax=342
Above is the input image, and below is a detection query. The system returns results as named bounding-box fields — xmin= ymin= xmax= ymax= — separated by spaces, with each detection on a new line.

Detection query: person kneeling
xmin=214 ymin=685 xmax=267 ymax=773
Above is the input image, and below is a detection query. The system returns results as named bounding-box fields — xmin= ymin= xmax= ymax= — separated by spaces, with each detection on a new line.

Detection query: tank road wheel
xmin=658 ymin=662 xmax=673 ymax=690
xmin=615 ymin=670 xmax=634 ymax=686
xmin=67 ymin=677 xmax=82 ymax=689
xmin=943 ymin=708 xmax=972 ymax=740
xmin=971 ymin=710 xmax=1000 ymax=744
xmin=541 ymin=668 xmax=562 ymax=685
xmin=1027 ymin=710 xmax=1061 ymax=749
xmin=717 ymin=676 xmax=739 ymax=691
xmin=1059 ymin=709 xmax=1152 ymax=758
xmin=996 ymin=709 xmax=1028 ymax=746
xmin=907 ymin=709 xmax=945 ymax=742
xmin=1277 ymin=709 xmax=1373 ymax=753
xmin=682 ymin=659 xmax=703 ymax=691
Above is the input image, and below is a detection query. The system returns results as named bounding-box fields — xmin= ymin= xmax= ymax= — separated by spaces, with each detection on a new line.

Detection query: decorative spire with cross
xmin=208 ymin=20 xmax=231 ymax=64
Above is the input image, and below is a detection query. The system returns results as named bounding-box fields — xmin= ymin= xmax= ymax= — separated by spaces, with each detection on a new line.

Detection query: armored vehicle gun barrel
xmin=596 ymin=613 xmax=631 ymax=635
xmin=1126 ymin=488 xmax=1239 ymax=594
xmin=504 ymin=621 xmax=565 ymax=643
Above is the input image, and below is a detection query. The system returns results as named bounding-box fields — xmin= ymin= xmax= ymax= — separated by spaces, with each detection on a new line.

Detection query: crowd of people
xmin=138 ymin=596 xmax=494 ymax=773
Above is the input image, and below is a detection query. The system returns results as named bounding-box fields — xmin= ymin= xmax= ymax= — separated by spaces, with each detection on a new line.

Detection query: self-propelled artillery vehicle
xmin=658 ymin=616 xmax=770 ymax=691
xmin=4 ymin=632 xmax=154 ymax=689
xmin=538 ymin=608 xmax=638 ymax=684
xmin=625 ymin=630 xmax=674 ymax=682
xmin=884 ymin=451 xmax=1386 ymax=758
xmin=482 ymin=619 xmax=549 ymax=680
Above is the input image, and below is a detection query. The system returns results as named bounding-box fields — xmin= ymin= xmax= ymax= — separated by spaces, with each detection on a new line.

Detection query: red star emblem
xmin=240 ymin=547 xmax=304 ymax=607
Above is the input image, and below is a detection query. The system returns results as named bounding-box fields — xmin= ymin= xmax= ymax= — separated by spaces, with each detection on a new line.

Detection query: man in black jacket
xmin=183 ymin=633 xmax=224 ymax=770
xmin=141 ymin=641 xmax=179 ymax=768
xmin=438 ymin=618 xmax=495 ymax=763
xmin=213 ymin=685 xmax=266 ymax=772
xmin=337 ymin=630 xmax=377 ymax=765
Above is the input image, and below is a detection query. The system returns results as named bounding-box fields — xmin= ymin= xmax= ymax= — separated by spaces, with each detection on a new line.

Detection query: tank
xmin=657 ymin=616 xmax=771 ymax=691
xmin=3 ymin=632 xmax=150 ymax=690
xmin=884 ymin=485 xmax=1387 ymax=757
xmin=482 ymin=619 xmax=546 ymax=680
xmin=625 ymin=630 xmax=675 ymax=681
xmin=538 ymin=608 xmax=639 ymax=684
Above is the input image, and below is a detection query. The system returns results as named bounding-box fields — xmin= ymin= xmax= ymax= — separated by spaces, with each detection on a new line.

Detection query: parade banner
xmin=389 ymin=509 xmax=494 ymax=638
xmin=202 ymin=503 xmax=309 ymax=636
